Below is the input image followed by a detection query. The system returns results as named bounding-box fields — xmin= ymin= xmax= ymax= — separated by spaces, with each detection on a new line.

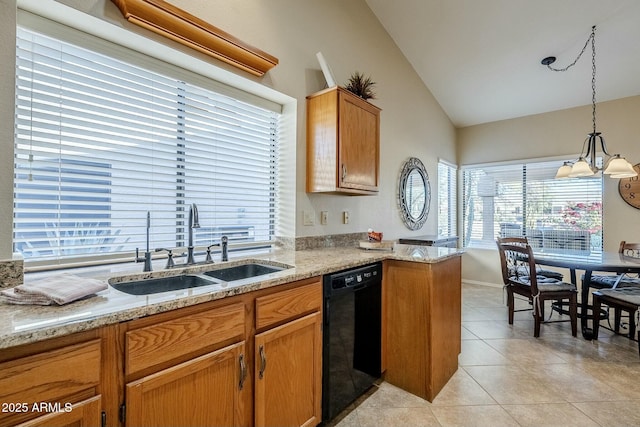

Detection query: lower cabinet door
xmin=125 ymin=341 xmax=247 ymax=427
xmin=15 ymin=395 xmax=102 ymax=427
xmin=254 ymin=312 xmax=322 ymax=427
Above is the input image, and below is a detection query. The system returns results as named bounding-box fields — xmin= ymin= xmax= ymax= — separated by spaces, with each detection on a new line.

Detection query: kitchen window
xmin=14 ymin=18 xmax=283 ymax=266
xmin=462 ymin=159 xmax=603 ymax=252
xmin=437 ymin=160 xmax=457 ymax=237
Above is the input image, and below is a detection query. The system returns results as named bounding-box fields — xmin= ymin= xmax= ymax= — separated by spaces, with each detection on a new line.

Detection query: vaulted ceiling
xmin=366 ymin=0 xmax=640 ymax=127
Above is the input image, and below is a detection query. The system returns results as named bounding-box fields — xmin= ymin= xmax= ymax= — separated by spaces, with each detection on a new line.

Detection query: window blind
xmin=462 ymin=159 xmax=603 ymax=252
xmin=14 ymin=27 xmax=281 ymax=264
xmin=437 ymin=161 xmax=457 ymax=237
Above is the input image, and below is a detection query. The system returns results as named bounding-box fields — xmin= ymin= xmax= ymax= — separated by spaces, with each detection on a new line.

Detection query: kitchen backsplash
xmin=0 ymin=259 xmax=24 ymax=289
xmin=295 ymin=232 xmax=367 ymax=251
xmin=275 ymin=236 xmax=295 ymax=250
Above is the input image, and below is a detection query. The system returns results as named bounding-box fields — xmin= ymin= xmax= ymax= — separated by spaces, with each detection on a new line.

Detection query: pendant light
xmin=543 ymin=26 xmax=637 ymax=179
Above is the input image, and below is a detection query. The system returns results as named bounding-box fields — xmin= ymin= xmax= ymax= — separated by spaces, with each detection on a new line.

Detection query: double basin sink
xmin=110 ymin=262 xmax=290 ymax=296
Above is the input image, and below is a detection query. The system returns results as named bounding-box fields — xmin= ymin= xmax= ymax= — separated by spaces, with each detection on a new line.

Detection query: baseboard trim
xmin=462 ymin=279 xmax=502 ymax=289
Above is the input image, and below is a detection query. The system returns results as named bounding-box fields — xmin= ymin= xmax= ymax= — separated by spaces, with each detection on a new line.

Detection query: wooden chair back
xmin=496 ymin=240 xmax=539 ymax=295
xmin=620 ymin=241 xmax=640 ymax=259
xmin=496 ymin=236 xmax=528 ymax=246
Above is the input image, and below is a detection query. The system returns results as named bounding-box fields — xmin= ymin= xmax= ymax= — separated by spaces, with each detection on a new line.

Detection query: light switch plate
xmin=320 ymin=211 xmax=328 ymax=225
xmin=303 ymin=210 xmax=315 ymax=226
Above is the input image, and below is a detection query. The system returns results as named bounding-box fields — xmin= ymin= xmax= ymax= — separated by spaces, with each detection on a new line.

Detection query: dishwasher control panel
xmin=327 ymin=263 xmax=381 ymax=290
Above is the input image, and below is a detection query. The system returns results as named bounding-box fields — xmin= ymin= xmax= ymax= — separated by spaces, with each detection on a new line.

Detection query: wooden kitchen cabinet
xmin=120 ymin=278 xmax=322 ymax=427
xmin=14 ymin=396 xmax=102 ymax=427
xmin=2 ymin=277 xmax=323 ymax=427
xmin=254 ymin=281 xmax=323 ymax=427
xmin=306 ymin=86 xmax=381 ymax=195
xmin=125 ymin=342 xmax=247 ymax=427
xmin=123 ymin=301 xmax=248 ymax=427
xmin=0 ymin=328 xmax=116 ymax=427
xmin=383 ymin=257 xmax=462 ymax=401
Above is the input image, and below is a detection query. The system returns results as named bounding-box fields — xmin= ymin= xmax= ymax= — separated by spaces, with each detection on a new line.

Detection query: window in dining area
xmin=462 ymin=159 xmax=603 ymax=253
xmin=438 ymin=160 xmax=457 ymax=238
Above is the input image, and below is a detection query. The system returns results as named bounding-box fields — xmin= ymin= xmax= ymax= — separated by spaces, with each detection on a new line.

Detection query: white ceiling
xmin=365 ymin=0 xmax=640 ymax=128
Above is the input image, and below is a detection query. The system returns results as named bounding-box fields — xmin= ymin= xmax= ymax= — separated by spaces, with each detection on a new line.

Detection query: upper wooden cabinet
xmin=306 ymin=87 xmax=381 ymax=195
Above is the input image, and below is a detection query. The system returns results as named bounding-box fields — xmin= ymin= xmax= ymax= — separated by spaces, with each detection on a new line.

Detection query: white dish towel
xmin=0 ymin=273 xmax=107 ymax=305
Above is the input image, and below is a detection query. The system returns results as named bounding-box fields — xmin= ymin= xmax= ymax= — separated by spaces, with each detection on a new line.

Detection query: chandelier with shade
xmin=542 ymin=26 xmax=637 ymax=179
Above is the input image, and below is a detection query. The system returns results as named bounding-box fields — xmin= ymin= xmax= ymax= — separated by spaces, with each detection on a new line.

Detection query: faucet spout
xmin=135 ymin=211 xmax=152 ymax=271
xmin=186 ymin=203 xmax=200 ymax=264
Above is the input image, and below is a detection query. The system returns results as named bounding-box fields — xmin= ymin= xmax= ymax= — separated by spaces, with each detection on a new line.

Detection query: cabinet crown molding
xmin=111 ymin=0 xmax=279 ymax=76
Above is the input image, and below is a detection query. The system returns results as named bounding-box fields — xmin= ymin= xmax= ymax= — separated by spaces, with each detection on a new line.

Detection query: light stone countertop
xmin=0 ymin=244 xmax=463 ymax=350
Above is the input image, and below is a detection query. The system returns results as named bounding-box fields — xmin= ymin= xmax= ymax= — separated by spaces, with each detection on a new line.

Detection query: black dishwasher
xmin=322 ymin=262 xmax=382 ymax=423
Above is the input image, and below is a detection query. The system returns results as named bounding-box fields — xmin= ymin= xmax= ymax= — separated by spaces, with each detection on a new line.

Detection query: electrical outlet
xmin=303 ymin=210 xmax=315 ymax=226
xmin=320 ymin=211 xmax=328 ymax=225
xmin=343 ymin=211 xmax=349 ymax=224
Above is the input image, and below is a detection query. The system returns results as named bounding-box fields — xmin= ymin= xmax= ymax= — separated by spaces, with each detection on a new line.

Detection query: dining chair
xmin=592 ymin=287 xmax=640 ymax=356
xmin=588 ymin=241 xmax=640 ymax=289
xmin=591 ymin=242 xmax=640 ymax=352
xmin=587 ymin=241 xmax=640 ymax=333
xmin=497 ymin=240 xmax=578 ymax=337
xmin=496 ymin=237 xmax=564 ymax=280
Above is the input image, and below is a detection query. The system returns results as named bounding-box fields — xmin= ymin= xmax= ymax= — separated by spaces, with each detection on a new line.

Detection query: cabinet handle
xmin=342 ymin=164 xmax=347 ymax=182
xmin=239 ymin=354 xmax=247 ymax=390
xmin=258 ymin=345 xmax=267 ymax=379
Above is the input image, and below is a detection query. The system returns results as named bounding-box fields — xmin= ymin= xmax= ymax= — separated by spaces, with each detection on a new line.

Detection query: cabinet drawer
xmin=126 ymin=302 xmax=245 ymax=376
xmin=255 ymin=280 xmax=322 ymax=330
xmin=0 ymin=340 xmax=101 ymax=423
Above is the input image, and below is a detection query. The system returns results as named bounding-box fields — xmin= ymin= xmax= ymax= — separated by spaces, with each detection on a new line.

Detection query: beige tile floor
xmin=333 ymin=283 xmax=640 ymax=427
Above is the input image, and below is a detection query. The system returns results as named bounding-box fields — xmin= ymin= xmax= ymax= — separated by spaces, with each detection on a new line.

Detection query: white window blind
xmin=14 ymin=27 xmax=281 ymax=265
xmin=437 ymin=161 xmax=457 ymax=237
xmin=462 ymin=159 xmax=603 ymax=252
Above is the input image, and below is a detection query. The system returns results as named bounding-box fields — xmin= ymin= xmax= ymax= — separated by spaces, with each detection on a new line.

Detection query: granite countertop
xmin=0 ymin=244 xmax=463 ymax=349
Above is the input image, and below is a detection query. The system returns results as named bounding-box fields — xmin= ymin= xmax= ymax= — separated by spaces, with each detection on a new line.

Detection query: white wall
xmin=157 ymin=0 xmax=457 ymax=240
xmin=0 ymin=0 xmax=456 ymax=260
xmin=0 ymin=0 xmax=16 ymax=260
xmin=458 ymin=95 xmax=640 ymax=285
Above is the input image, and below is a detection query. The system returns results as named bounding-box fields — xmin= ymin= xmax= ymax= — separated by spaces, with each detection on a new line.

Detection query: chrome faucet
xmin=135 ymin=211 xmax=153 ymax=272
xmin=205 ymin=235 xmax=229 ymax=263
xmin=155 ymin=248 xmax=175 ymax=269
xmin=186 ymin=203 xmax=200 ymax=265
xmin=221 ymin=235 xmax=229 ymax=262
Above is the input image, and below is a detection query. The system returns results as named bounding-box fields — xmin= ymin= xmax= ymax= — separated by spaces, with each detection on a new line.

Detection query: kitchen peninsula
xmin=0 ymin=244 xmax=462 ymax=427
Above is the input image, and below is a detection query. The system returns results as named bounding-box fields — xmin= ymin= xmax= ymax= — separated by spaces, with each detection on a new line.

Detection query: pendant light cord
xmin=544 ymin=26 xmax=595 ymax=73
xmin=544 ymin=26 xmax=598 ymax=135
xmin=591 ymin=27 xmax=597 ymax=135
xmin=548 ymin=26 xmax=638 ymax=178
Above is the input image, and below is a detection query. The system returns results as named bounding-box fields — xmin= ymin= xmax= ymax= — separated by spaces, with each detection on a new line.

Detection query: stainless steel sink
xmin=203 ymin=263 xmax=286 ymax=282
xmin=110 ymin=274 xmax=214 ymax=295
xmin=110 ymin=261 xmax=291 ymax=295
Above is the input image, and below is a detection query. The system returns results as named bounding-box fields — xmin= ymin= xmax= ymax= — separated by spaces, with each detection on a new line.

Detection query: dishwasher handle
xmin=353 ymin=283 xmax=368 ymax=291
xmin=324 ymin=298 xmax=330 ymax=326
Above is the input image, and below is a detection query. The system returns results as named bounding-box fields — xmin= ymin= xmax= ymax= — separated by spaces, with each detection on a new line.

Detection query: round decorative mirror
xmin=398 ymin=157 xmax=431 ymax=230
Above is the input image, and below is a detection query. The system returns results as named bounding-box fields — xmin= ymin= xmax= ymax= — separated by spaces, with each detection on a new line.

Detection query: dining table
xmin=533 ymin=248 xmax=640 ymax=339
